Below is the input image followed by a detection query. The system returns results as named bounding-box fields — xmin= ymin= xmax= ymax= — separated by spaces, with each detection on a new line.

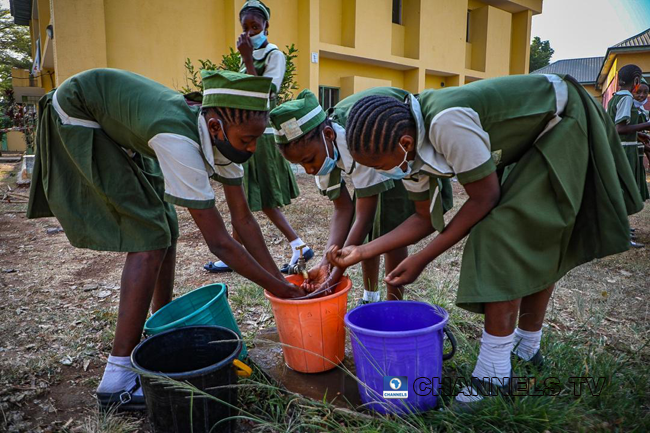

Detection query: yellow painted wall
xmin=319 ymin=57 xmax=406 ymax=91
xmin=340 ymin=76 xmax=392 ymax=99
xmin=7 ymin=131 xmax=26 ymax=152
xmin=104 ymin=0 xmax=225 ymax=89
xmin=421 ymin=0 xmax=467 ymax=74
xmin=468 ymin=6 xmax=488 ymax=72
xmin=582 ymin=84 xmax=601 ymax=101
xmin=50 ymin=0 xmax=107 ymax=85
xmin=510 ymin=10 xmax=532 ymax=74
xmin=484 ymin=6 xmax=511 ymax=76
xmin=25 ymin=0 xmax=540 ymax=100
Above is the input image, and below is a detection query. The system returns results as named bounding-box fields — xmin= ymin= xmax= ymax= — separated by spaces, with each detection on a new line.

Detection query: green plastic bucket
xmin=144 ymin=283 xmax=247 ymax=359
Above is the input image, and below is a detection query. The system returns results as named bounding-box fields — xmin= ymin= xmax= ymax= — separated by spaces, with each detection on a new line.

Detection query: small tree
xmin=529 ymin=36 xmax=554 ymax=72
xmin=181 ymin=44 xmax=299 ymax=105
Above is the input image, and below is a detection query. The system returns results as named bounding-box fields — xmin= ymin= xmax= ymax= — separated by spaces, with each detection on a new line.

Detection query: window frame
xmin=318 ymin=86 xmax=341 ymax=112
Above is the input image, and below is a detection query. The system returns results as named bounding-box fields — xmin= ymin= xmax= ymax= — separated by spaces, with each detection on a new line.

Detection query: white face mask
xmin=634 ymin=98 xmax=648 ymax=108
xmin=377 ymin=144 xmax=412 ymax=180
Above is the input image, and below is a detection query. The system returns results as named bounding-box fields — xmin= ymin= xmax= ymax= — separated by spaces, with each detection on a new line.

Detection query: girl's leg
xmin=262 ymin=206 xmax=311 ymax=266
xmin=513 ymin=284 xmax=555 ymax=361
xmin=151 ymin=241 xmax=177 ymax=313
xmin=98 ymin=248 xmax=167 ymax=396
xmin=456 ymin=299 xmax=521 ymax=402
xmin=361 ymin=256 xmax=381 ymax=294
xmin=517 ymin=284 xmax=554 ymax=331
xmin=262 ymin=207 xmax=299 ymax=242
xmin=384 ymin=247 xmax=409 ymax=300
xmin=112 ymin=248 xmax=168 ymax=356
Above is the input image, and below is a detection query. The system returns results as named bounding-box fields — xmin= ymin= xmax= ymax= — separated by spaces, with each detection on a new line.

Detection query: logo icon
xmin=383 ymin=376 xmax=408 ymax=399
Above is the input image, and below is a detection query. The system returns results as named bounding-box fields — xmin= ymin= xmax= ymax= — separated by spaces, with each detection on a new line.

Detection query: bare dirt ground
xmin=0 ymin=158 xmax=648 ymax=432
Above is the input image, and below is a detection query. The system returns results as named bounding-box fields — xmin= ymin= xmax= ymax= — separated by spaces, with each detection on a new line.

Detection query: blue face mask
xmin=316 ymin=131 xmax=339 ymax=176
xmin=250 ymin=30 xmax=267 ymax=49
xmin=377 ymin=144 xmax=412 ymax=180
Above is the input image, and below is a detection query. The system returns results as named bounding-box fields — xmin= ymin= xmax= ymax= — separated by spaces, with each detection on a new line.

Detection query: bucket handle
xmin=442 ymin=326 xmax=457 ymax=361
xmin=233 ymin=359 xmax=252 ymax=377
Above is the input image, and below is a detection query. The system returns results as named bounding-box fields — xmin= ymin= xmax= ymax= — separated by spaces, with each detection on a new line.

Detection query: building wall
xmin=7 ymin=131 xmax=26 ymax=152
xmin=600 ymin=53 xmax=650 ymax=108
xmin=23 ymin=0 xmax=542 ymax=97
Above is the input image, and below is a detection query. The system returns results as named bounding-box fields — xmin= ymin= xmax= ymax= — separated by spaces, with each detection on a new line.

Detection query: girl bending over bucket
xmin=269 ymin=88 xmax=452 ymax=301
xmin=27 ymin=68 xmax=305 ymax=411
xmin=327 ymin=73 xmax=643 ymax=408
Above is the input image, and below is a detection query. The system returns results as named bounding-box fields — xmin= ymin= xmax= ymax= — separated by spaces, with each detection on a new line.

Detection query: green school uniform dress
xmin=633 ymin=105 xmax=650 ymax=201
xmin=239 ymin=44 xmax=299 ymax=211
xmin=407 ymin=74 xmax=643 ymax=313
xmin=608 ymin=90 xmax=648 ymax=200
xmin=27 ymin=68 xmax=249 ymax=252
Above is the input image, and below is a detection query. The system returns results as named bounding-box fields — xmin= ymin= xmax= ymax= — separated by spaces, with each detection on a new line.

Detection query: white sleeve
xmin=615 ymin=95 xmax=633 ymax=125
xmin=148 ymin=133 xmax=215 ymax=209
xmin=349 ymin=164 xmax=392 ymax=197
xmin=264 ymin=50 xmax=286 ymax=94
xmin=429 ymin=107 xmax=494 ymax=184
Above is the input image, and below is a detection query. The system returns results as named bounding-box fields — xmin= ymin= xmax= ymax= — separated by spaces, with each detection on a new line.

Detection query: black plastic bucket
xmin=131 ymin=326 xmax=244 ymax=433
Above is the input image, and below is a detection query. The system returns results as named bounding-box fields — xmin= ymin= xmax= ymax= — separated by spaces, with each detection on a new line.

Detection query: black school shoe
xmin=97 ymin=378 xmax=146 ymax=412
xmin=513 ymin=349 xmax=545 ymax=371
xmin=204 ymin=261 xmax=233 ymax=273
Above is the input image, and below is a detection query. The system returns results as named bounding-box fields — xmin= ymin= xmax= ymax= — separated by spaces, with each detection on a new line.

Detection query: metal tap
xmin=287 ymin=244 xmax=309 ymax=279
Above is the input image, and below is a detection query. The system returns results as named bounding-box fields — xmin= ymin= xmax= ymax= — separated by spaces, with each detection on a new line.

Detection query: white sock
xmin=289 ymin=238 xmax=310 ymax=266
xmin=513 ymin=327 xmax=542 ymax=361
xmin=97 ymin=355 xmax=143 ymax=396
xmin=213 ymin=261 xmax=229 ymax=269
xmin=456 ymin=330 xmax=514 ymax=403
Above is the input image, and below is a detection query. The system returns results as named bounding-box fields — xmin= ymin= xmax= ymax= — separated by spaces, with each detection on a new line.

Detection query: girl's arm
xmin=312 ymin=194 xmax=380 ymax=289
xmin=326 ymin=199 xmax=433 ymax=268
xmin=188 ymin=206 xmax=305 ymax=298
xmin=328 ymin=172 xmax=500 ymax=281
xmin=616 ymin=122 xmax=650 ymax=135
xmin=237 ymin=33 xmax=257 ymax=76
xmin=223 ymin=183 xmax=287 ymax=281
xmin=304 ymin=187 xmax=354 ymax=288
xmin=385 ymin=172 xmax=500 ymax=286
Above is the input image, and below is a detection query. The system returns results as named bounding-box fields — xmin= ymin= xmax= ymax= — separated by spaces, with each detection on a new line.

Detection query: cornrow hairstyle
xmin=346 ymin=96 xmax=415 ymax=157
xmin=618 ymin=64 xmax=642 ymax=86
xmin=239 ymin=7 xmax=268 ymax=24
xmin=201 ymin=106 xmax=268 ymax=125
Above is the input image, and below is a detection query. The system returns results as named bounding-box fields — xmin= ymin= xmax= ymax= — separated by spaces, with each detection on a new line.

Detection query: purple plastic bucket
xmin=344 ymin=301 xmax=456 ymax=414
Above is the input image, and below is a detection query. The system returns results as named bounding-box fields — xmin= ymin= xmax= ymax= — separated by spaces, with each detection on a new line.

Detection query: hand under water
xmin=326 ymin=245 xmax=364 ymax=269
xmin=302 ymin=264 xmax=330 ymax=292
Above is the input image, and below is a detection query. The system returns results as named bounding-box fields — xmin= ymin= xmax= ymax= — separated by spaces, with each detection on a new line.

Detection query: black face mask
xmin=212 ymin=119 xmax=253 ymax=164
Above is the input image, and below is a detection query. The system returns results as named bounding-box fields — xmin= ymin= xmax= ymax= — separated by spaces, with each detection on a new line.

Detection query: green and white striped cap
xmin=269 ymin=89 xmax=327 ymax=144
xmin=241 ymin=0 xmax=271 ymax=20
xmin=201 ymin=70 xmax=272 ymax=111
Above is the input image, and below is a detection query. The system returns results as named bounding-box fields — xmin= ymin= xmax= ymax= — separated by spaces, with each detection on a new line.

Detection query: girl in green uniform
xmin=28 ymin=68 xmax=304 ymax=410
xmin=206 ymin=0 xmax=312 ymax=273
xmin=269 ymin=88 xmax=430 ymax=301
xmin=608 ymin=64 xmax=650 ymax=247
xmin=327 ymin=73 xmax=643 ymax=406
xmin=632 ymin=79 xmax=650 ymax=202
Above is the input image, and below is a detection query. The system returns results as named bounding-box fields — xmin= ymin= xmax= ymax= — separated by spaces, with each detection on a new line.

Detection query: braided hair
xmin=618 ymin=64 xmax=643 ymax=87
xmin=345 ymin=96 xmax=415 ymax=158
xmin=201 ymin=106 xmax=268 ymax=125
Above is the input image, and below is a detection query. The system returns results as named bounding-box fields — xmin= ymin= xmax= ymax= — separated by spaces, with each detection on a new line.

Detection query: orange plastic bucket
xmin=264 ymin=275 xmax=352 ymax=373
